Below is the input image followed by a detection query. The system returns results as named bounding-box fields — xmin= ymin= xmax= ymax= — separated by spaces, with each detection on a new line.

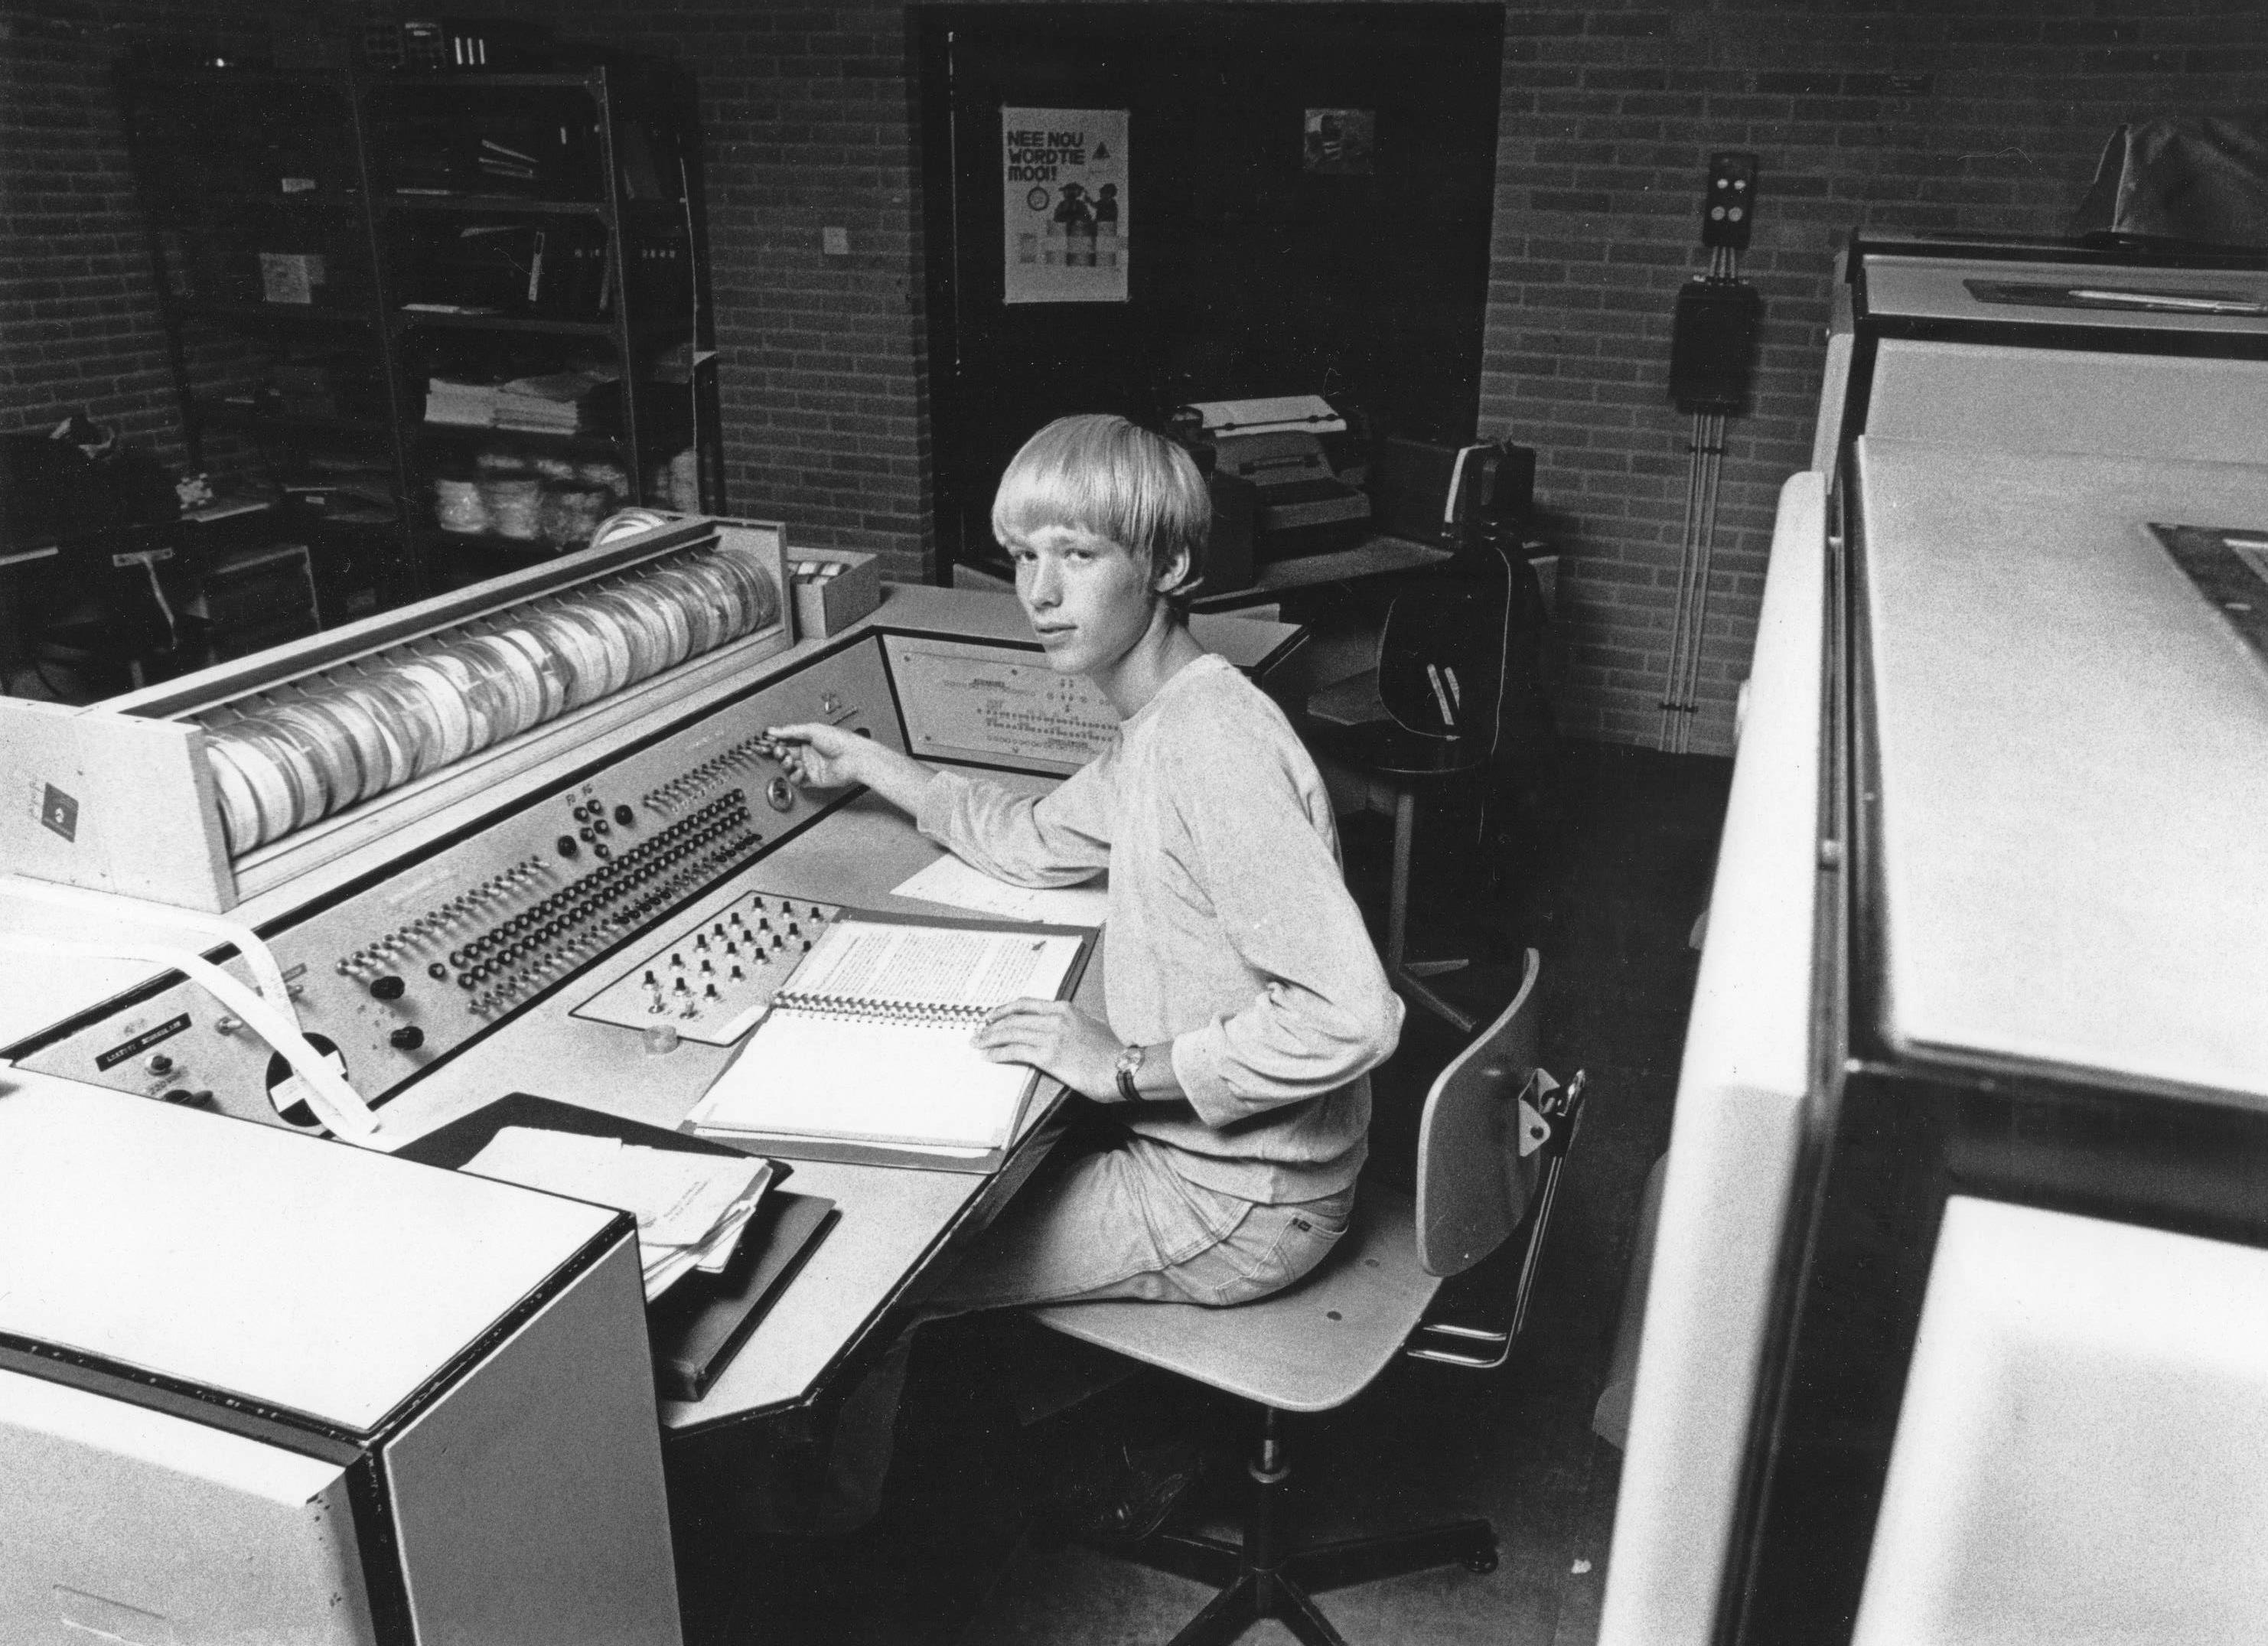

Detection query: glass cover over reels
xmin=199 ymin=540 xmax=783 ymax=856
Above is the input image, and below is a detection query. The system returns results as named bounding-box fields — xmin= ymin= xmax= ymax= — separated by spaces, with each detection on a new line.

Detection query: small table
xmin=1187 ymin=531 xmax=1456 ymax=614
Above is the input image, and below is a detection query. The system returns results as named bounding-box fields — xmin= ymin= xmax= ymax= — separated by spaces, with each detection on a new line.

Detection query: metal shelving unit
xmin=120 ymin=59 xmax=722 ymax=614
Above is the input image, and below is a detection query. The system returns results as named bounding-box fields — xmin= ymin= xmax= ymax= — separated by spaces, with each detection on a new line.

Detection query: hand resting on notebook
xmin=978 ymin=997 xmax=1186 ymax=1108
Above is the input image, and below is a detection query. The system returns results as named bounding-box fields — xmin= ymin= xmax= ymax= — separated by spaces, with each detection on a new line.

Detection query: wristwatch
xmin=1113 ymin=1041 xmax=1145 ymax=1103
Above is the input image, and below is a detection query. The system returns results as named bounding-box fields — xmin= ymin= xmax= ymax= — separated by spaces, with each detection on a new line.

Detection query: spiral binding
xmin=771 ymin=992 xmax=989 ymax=1027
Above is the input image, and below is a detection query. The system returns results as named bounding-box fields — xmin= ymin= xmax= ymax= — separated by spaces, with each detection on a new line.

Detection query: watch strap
xmin=1114 ymin=1041 xmax=1144 ymax=1103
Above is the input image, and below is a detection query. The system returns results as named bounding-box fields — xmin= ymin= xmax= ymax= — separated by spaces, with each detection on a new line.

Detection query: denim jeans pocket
xmin=1169 ymin=1188 xmax=1356 ymax=1308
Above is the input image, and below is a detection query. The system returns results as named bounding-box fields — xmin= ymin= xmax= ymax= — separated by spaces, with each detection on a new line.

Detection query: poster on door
xmin=1002 ymin=107 xmax=1127 ymax=305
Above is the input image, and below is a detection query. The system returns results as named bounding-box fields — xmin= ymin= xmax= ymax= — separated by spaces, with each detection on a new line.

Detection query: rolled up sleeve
xmin=1161 ymin=735 xmax=1403 ymax=1128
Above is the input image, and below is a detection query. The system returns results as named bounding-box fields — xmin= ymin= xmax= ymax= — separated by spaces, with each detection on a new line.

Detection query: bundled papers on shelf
xmin=424 ymin=376 xmax=500 ymax=427
xmin=494 ymin=368 xmax=618 ymax=434
xmin=462 ymin=1125 xmax=773 ymax=1300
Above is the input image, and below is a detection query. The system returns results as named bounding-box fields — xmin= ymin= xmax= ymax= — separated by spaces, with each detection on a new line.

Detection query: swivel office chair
xmin=1031 ymin=950 xmax=1586 ymax=1646
xmin=1301 ymin=543 xmax=1555 ymax=1032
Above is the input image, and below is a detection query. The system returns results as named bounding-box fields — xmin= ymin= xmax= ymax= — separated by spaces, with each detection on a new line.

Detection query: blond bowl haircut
xmin=991 ymin=414 xmax=1211 ymax=601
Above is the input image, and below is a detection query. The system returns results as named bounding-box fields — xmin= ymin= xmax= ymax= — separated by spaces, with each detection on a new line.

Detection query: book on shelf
xmin=683 ymin=911 xmax=1099 ymax=1173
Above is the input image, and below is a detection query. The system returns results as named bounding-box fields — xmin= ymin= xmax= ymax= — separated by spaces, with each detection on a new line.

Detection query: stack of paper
xmin=891 ymin=854 xmax=1110 ymax=927
xmin=494 ymin=369 xmax=614 ymax=434
xmin=424 ymin=376 xmax=498 ymax=427
xmin=462 ymin=1126 xmax=773 ymax=1299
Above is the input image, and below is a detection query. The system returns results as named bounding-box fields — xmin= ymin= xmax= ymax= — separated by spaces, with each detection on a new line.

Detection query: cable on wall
xmin=1659 ymin=155 xmax=1762 ymax=754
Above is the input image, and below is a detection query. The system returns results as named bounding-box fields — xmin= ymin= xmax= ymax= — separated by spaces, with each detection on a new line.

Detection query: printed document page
xmin=786 ymin=920 xmax=1083 ymax=1010
xmin=891 ymin=854 xmax=1109 ymax=928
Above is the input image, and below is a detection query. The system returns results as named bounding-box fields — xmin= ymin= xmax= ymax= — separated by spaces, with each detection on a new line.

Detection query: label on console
xmin=39 ymin=782 xmax=78 ymax=843
xmin=95 ymin=1013 xmax=191 ymax=1071
xmin=888 ymin=638 xmax=1119 ymax=771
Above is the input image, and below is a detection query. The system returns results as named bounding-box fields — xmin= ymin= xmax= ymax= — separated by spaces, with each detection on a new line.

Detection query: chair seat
xmin=1300 ymin=713 xmax=1495 ymax=784
xmin=1030 ymin=1186 xmax=1439 ymax=1414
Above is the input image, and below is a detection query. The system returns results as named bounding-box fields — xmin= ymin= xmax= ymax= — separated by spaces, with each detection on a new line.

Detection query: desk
xmin=1187 ymin=531 xmax=1455 ymax=614
xmin=0 ymin=581 xmax=1293 ymax=1444
xmin=957 ymin=533 xmax=1456 ymax=617
xmin=366 ymin=779 xmax=1092 ymax=1437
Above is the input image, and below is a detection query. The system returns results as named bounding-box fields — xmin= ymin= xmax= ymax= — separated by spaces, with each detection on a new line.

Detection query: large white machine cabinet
xmin=1604 ymin=234 xmax=2268 ymax=1646
xmin=0 ymin=1078 xmax=681 ymax=1645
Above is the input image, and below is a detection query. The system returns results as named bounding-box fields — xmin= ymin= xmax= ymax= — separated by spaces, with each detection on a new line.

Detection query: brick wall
xmin=510 ymin=2 xmax=937 ymax=580
xmin=0 ymin=0 xmax=277 ymax=472
xmin=2 ymin=2 xmax=176 ymax=461
xmin=1488 ymin=0 xmax=2268 ymax=753
xmin=8 ymin=1 xmax=2264 ymax=746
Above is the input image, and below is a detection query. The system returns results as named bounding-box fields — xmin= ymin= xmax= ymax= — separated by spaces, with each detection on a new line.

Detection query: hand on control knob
xmin=764 ymin=722 xmax=869 ymax=789
xmin=767 ymin=720 xmax=940 ymax=819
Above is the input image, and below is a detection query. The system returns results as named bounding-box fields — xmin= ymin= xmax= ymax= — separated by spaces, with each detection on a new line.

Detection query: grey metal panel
xmin=0 ymin=1084 xmax=617 ymax=1434
xmin=1856 ymin=1198 xmax=2268 ymax=1646
xmin=1857 ymin=436 xmax=2268 ymax=1101
xmin=1862 ymin=254 xmax=2268 ymax=332
xmin=0 ymin=1364 xmax=376 ymax=1645
xmin=383 ymin=1235 xmax=680 ymax=1646
xmin=1866 ymin=339 xmax=2268 ymax=464
xmin=1599 ymin=474 xmax=1828 ymax=1646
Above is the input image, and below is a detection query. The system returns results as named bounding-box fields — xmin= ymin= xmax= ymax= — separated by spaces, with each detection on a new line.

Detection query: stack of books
xmin=461 ymin=1125 xmax=774 ymax=1299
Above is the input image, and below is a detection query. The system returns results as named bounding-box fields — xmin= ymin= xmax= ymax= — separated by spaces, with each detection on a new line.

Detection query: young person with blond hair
xmin=767 ymin=413 xmax=1400 ymax=1530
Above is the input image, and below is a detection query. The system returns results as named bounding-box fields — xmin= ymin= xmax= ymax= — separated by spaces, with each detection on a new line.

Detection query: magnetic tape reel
xmin=199 ymin=538 xmax=782 ymax=856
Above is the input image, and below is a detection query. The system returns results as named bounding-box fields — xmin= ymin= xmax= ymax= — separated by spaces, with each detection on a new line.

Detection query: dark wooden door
xmin=919 ymin=5 xmax=1504 ymax=581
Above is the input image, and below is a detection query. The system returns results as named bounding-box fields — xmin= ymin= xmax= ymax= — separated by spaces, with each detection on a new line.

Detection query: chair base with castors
xmin=1090 ymin=1399 xmax=1497 ymax=1646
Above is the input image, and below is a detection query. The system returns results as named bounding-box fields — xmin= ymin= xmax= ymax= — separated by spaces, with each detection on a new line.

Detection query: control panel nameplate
xmin=885 ymin=635 xmax=1119 ymax=774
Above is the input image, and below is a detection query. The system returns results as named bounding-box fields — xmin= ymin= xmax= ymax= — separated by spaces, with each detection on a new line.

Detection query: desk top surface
xmin=368 ymin=780 xmax=1091 ymax=1431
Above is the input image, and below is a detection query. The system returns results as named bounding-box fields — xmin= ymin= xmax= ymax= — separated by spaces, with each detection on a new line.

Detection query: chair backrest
xmin=1414 ymin=947 xmax=1556 ymax=1276
xmin=1374 ymin=572 xmax=1512 ymax=746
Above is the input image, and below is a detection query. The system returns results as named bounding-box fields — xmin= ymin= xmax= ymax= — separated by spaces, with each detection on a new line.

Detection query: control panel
xmin=7 ymin=637 xmax=900 ymax=1132
xmin=571 ymin=891 xmax=842 ymax=1047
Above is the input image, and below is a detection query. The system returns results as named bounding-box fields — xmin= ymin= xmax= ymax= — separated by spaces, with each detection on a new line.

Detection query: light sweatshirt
xmin=916 ymin=651 xmax=1403 ymax=1203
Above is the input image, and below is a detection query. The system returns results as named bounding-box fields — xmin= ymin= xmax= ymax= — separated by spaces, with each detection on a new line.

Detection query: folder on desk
xmin=684 ymin=910 xmax=1097 ymax=1174
xmin=396 ymin=1092 xmax=836 ymax=1401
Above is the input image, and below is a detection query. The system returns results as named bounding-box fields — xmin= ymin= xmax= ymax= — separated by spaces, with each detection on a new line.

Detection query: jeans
xmin=927 ymin=1129 xmax=1356 ymax=1311
xmin=814 ymin=1126 xmax=1357 ymax=1529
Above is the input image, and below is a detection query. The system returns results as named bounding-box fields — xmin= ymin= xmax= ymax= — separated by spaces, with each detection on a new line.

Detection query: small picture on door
xmin=1304 ymin=109 xmax=1375 ymax=175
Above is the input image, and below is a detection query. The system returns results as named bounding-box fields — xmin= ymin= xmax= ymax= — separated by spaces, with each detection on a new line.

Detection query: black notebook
xmin=396 ymin=1092 xmax=835 ymax=1401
